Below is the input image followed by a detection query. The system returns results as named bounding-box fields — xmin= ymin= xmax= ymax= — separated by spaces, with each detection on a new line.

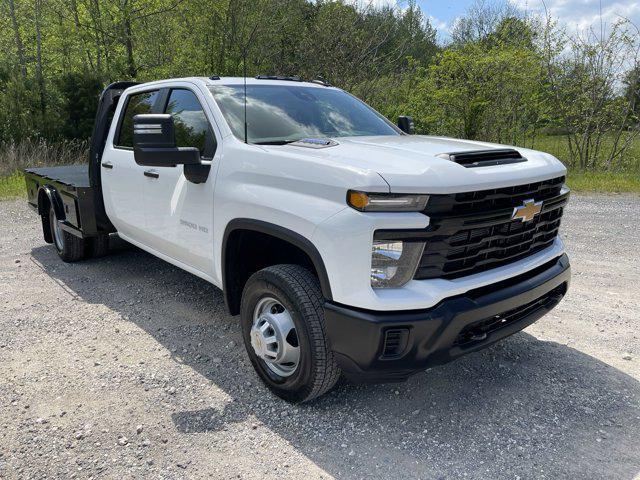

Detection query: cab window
xmin=164 ymin=89 xmax=214 ymax=158
xmin=115 ymin=90 xmax=159 ymax=148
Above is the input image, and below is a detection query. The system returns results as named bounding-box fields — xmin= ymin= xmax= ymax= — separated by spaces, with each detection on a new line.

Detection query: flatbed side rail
xmin=24 ymin=168 xmax=98 ymax=239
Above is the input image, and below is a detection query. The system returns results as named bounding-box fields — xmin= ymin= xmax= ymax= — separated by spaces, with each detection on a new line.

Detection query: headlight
xmin=371 ymin=240 xmax=425 ymax=288
xmin=348 ymin=191 xmax=429 ymax=212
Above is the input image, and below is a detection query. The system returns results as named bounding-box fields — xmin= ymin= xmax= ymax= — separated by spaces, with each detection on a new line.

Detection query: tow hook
xmin=470 ymin=332 xmax=488 ymax=341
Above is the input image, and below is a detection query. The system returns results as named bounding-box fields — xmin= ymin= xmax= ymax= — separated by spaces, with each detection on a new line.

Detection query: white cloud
xmin=428 ymin=14 xmax=450 ymax=32
xmin=345 ymin=0 xmax=399 ymax=9
xmin=509 ymin=0 xmax=640 ymax=34
xmin=427 ymin=14 xmax=457 ymax=42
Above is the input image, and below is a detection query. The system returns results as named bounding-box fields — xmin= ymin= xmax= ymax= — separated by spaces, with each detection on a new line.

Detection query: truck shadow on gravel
xmin=30 ymin=242 xmax=640 ymax=479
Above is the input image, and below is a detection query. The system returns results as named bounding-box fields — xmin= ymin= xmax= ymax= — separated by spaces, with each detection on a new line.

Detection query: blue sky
xmin=413 ymin=0 xmax=476 ymax=39
xmin=416 ymin=0 xmax=475 ymax=30
xmin=378 ymin=0 xmax=640 ymax=40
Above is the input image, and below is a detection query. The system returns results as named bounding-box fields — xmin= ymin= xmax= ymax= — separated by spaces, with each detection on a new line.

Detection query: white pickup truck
xmin=24 ymin=76 xmax=571 ymax=402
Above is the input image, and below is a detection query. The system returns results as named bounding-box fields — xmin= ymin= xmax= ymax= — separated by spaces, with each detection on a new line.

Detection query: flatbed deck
xmin=24 ymin=165 xmax=90 ymax=188
xmin=23 ymin=82 xmax=138 ymax=244
xmin=24 ymin=164 xmax=99 ymax=238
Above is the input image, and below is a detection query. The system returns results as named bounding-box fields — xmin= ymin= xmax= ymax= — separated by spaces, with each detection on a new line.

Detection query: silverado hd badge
xmin=512 ymin=199 xmax=543 ymax=222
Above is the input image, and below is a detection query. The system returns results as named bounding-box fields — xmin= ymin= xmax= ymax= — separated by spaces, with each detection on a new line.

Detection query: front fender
xmin=221 ymin=219 xmax=334 ymax=315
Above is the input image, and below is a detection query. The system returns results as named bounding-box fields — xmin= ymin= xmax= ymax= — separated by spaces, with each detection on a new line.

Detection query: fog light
xmin=371 ymin=240 xmax=425 ymax=288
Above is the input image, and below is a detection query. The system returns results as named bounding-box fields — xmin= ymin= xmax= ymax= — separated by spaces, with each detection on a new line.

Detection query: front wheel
xmin=240 ymin=265 xmax=341 ymax=403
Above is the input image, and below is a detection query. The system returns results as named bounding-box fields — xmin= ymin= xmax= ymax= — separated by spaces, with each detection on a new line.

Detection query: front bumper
xmin=324 ymin=254 xmax=570 ymax=382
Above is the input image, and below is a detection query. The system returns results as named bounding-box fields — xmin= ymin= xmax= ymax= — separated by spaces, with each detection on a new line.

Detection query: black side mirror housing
xmin=397 ymin=116 xmax=415 ymax=134
xmin=133 ymin=114 xmax=201 ymax=167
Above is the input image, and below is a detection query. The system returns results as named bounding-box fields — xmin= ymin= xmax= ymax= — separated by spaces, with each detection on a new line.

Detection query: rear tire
xmin=48 ymin=205 xmax=86 ymax=262
xmin=240 ymin=265 xmax=341 ymax=403
xmin=87 ymin=233 xmax=110 ymax=258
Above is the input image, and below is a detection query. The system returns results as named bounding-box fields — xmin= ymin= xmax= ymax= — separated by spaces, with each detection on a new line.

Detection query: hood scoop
xmin=436 ymin=149 xmax=527 ymax=168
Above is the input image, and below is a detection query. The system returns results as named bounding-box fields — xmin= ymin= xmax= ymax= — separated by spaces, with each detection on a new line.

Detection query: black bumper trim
xmin=324 ymin=254 xmax=570 ymax=382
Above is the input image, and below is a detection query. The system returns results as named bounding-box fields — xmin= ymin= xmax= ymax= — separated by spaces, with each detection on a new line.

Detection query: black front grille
xmin=425 ymin=175 xmax=565 ymax=216
xmin=413 ymin=176 xmax=568 ymax=280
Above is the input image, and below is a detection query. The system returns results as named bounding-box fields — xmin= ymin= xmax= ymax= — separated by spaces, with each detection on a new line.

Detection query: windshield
xmin=209 ymin=84 xmax=399 ymax=144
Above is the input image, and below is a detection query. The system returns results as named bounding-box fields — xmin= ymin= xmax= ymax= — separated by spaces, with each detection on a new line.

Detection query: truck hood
xmin=285 ymin=135 xmax=567 ymax=194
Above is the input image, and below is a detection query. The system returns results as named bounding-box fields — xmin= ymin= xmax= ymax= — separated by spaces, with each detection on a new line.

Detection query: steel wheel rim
xmin=251 ymin=297 xmax=300 ymax=378
xmin=51 ymin=208 xmax=64 ymax=251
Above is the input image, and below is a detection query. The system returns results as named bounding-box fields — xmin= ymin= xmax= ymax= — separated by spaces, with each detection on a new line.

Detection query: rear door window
xmin=115 ymin=90 xmax=159 ymax=148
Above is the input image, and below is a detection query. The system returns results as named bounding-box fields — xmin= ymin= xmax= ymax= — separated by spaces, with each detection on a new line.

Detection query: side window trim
xmin=113 ymin=88 xmax=162 ymax=150
xmin=154 ymin=88 xmax=170 ymax=117
xmin=164 ymin=87 xmax=217 ymax=160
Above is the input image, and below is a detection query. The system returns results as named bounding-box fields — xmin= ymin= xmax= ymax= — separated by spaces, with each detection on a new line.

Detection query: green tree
xmin=57 ymin=72 xmax=103 ymax=140
xmin=544 ymin=20 xmax=640 ymax=170
xmin=404 ymin=42 xmax=546 ymax=145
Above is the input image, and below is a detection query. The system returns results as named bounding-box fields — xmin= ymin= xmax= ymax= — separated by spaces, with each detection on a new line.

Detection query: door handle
xmin=101 ymin=162 xmax=113 ymax=169
xmin=144 ymin=170 xmax=159 ymax=179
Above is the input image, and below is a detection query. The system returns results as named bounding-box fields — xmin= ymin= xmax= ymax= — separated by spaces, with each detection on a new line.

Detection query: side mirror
xmin=133 ymin=114 xmax=200 ymax=167
xmin=397 ymin=116 xmax=415 ymax=134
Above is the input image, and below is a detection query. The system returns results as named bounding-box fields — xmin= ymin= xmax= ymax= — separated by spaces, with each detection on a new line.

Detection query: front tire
xmin=48 ymin=205 xmax=86 ymax=262
xmin=240 ymin=265 xmax=341 ymax=403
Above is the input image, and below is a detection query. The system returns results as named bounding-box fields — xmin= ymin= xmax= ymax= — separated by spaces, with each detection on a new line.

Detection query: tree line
xmin=0 ymin=0 xmax=638 ymax=172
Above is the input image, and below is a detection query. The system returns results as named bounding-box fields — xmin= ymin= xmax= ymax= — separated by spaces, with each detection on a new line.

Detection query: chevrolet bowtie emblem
xmin=512 ymin=199 xmax=543 ymax=222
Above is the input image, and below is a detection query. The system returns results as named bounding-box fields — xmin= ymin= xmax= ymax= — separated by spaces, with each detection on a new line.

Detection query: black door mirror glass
xmin=133 ymin=114 xmax=200 ymax=167
xmin=397 ymin=116 xmax=415 ymax=134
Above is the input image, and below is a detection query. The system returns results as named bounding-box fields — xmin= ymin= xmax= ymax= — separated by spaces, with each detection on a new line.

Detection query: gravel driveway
xmin=1 ymin=194 xmax=639 ymax=479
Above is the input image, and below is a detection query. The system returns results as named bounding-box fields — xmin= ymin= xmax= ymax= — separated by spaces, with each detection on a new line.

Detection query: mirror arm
xmin=397 ymin=116 xmax=415 ymax=134
xmin=184 ymin=163 xmax=211 ymax=184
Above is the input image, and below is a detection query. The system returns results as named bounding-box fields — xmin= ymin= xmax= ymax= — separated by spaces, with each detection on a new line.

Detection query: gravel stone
xmin=1 ymin=195 xmax=639 ymax=479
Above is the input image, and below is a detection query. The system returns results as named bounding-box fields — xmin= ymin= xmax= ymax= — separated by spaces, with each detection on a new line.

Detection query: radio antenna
xmin=243 ymin=54 xmax=248 ymax=144
xmin=241 ymin=23 xmax=260 ymax=145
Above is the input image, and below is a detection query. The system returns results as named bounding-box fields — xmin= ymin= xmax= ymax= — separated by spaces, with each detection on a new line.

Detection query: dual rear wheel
xmin=47 ymin=205 xmax=109 ymax=262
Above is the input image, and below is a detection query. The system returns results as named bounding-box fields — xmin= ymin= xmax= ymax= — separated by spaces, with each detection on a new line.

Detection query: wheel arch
xmin=37 ymin=185 xmax=65 ymax=244
xmin=37 ymin=185 xmax=65 ymax=218
xmin=221 ymin=219 xmax=333 ymax=316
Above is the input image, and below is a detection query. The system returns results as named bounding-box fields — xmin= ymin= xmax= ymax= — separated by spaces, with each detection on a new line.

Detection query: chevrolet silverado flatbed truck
xmin=24 ymin=76 xmax=571 ymax=402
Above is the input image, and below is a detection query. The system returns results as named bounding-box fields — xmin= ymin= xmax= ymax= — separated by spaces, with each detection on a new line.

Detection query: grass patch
xmin=0 ymin=171 xmax=26 ymax=199
xmin=529 ymin=134 xmax=640 ymax=173
xmin=566 ymin=171 xmax=640 ymax=193
xmin=2 ymin=167 xmax=638 ymax=202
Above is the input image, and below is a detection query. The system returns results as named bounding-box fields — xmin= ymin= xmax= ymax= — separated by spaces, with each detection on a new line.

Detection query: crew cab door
xmin=142 ymin=86 xmax=217 ymax=276
xmin=101 ymin=89 xmax=161 ymax=240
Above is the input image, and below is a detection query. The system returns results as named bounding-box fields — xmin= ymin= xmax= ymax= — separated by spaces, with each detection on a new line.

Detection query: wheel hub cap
xmin=51 ymin=209 xmax=64 ymax=251
xmin=251 ymin=298 xmax=299 ymax=377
